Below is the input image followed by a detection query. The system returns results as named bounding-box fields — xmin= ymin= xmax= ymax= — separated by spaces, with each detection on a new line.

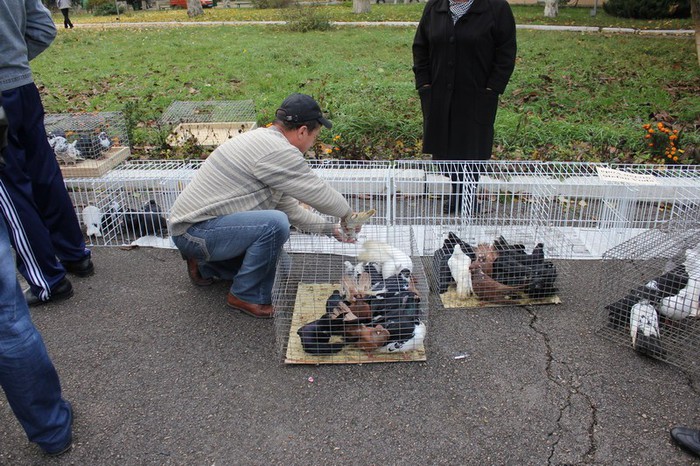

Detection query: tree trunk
xmin=543 ymin=0 xmax=558 ymax=17
xmin=352 ymin=0 xmax=370 ymax=13
xmin=693 ymin=0 xmax=700 ymax=66
xmin=187 ymin=0 xmax=203 ymax=17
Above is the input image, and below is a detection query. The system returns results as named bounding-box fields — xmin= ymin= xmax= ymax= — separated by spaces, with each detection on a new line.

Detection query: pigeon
xmin=342 ymin=208 xmax=376 ymax=240
xmin=296 ymin=290 xmax=351 ymax=355
xmin=471 ymin=263 xmax=526 ymax=304
xmin=606 ymin=265 xmax=689 ymax=329
xmin=75 ymin=134 xmax=102 ymax=159
xmin=121 ymin=200 xmax=167 ymax=237
xmin=371 ymin=291 xmax=425 ymax=353
xmin=629 ymin=300 xmax=663 ymax=357
xmin=658 ymin=278 xmax=700 ymax=320
xmin=49 ymin=135 xmax=84 ymax=165
xmin=81 ymin=205 xmax=103 ymax=237
xmin=100 ymin=201 xmax=123 ymax=235
xmin=98 ymin=132 xmax=112 ymax=151
xmin=448 ymin=244 xmax=473 ymax=299
xmin=433 ymin=232 xmax=475 ymax=294
xmin=358 ymin=240 xmax=413 ymax=279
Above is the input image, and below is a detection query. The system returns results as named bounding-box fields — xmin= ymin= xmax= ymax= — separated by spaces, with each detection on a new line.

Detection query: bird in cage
xmin=372 ymin=290 xmax=425 ymax=353
xmin=358 ymin=240 xmax=413 ymax=279
xmin=81 ymin=205 xmax=103 ymax=237
xmin=658 ymin=278 xmax=700 ymax=320
xmin=341 ymin=208 xmax=376 ymax=240
xmin=74 ymin=133 xmax=102 ymax=159
xmin=658 ymin=245 xmax=700 ymax=320
xmin=470 ymin=262 xmax=527 ymax=304
xmin=432 ymin=232 xmax=475 ymax=294
xmin=98 ymin=131 xmax=112 ymax=151
xmin=48 ymin=134 xmax=83 ymax=165
xmin=121 ymin=201 xmax=167 ymax=237
xmin=605 ymin=264 xmax=689 ymax=329
xmin=448 ymin=244 xmax=473 ymax=299
xmin=630 ymin=300 xmax=663 ymax=357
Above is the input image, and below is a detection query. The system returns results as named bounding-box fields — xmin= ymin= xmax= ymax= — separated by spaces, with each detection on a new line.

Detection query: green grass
xmin=36 ymin=18 xmax=700 ymax=163
xmin=58 ymin=3 xmax=695 ymax=29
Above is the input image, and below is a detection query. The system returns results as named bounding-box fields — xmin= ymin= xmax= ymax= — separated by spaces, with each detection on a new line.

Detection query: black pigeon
xmin=121 ymin=200 xmax=167 ymax=237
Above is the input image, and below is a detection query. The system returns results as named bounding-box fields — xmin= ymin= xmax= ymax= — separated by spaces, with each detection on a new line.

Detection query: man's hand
xmin=339 ymin=209 xmax=376 ymax=241
xmin=333 ymin=224 xmax=357 ymax=243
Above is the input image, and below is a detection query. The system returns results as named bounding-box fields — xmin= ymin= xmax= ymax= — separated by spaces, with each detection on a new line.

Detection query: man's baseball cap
xmin=276 ymin=93 xmax=332 ymax=129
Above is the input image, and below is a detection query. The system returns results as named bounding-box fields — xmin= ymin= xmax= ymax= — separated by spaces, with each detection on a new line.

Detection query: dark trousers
xmin=0 ymin=84 xmax=88 ymax=300
xmin=0 ymin=218 xmax=73 ymax=454
xmin=433 ymin=159 xmax=481 ymax=215
xmin=60 ymin=8 xmax=73 ymax=28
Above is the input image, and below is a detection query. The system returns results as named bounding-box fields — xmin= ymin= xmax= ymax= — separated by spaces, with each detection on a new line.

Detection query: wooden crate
xmin=167 ymin=121 xmax=257 ymax=147
xmin=59 ymin=146 xmax=130 ymax=178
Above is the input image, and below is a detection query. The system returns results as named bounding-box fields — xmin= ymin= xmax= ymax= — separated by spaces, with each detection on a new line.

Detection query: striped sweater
xmin=168 ymin=126 xmax=353 ymax=237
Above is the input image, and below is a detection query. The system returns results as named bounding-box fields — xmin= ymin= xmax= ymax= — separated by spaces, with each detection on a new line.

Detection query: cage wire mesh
xmin=65 ymin=160 xmax=201 ymax=247
xmin=44 ymin=112 xmax=130 ymax=178
xmin=64 ymin=160 xmax=700 ymax=254
xmin=273 ymin=225 xmax=429 ymax=364
xmin=159 ymin=100 xmax=258 ymax=147
xmin=597 ymin=217 xmax=700 ymax=374
xmin=388 ymin=161 xmax=700 ymax=309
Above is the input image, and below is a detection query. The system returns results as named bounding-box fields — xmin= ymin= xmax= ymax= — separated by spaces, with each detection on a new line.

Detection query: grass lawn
xmin=37 ymin=6 xmax=700 ymax=163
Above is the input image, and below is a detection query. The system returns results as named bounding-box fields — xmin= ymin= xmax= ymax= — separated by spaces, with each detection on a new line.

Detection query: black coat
xmin=412 ymin=0 xmax=516 ymax=159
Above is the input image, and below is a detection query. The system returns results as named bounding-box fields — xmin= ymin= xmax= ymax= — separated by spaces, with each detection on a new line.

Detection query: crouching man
xmin=169 ymin=93 xmax=361 ymax=318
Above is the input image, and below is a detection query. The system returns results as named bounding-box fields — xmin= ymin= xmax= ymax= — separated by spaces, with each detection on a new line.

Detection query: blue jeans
xmin=0 ymin=218 xmax=72 ymax=454
xmin=172 ymin=210 xmax=290 ymax=304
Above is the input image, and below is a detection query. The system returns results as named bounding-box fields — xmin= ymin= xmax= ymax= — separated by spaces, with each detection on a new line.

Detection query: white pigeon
xmin=658 ymin=278 xmax=700 ymax=320
xmin=82 ymin=205 xmax=103 ymax=237
xmin=448 ymin=244 xmax=473 ymax=299
xmin=98 ymin=132 xmax=112 ymax=150
xmin=630 ymin=300 xmax=661 ymax=355
xmin=376 ymin=321 xmax=426 ymax=353
xmin=683 ymin=243 xmax=700 ymax=280
xmin=357 ymin=240 xmax=413 ymax=279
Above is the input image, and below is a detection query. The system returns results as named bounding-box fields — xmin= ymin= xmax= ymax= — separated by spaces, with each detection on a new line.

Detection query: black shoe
xmin=671 ymin=427 xmax=700 ymax=457
xmin=63 ymin=255 xmax=94 ymax=277
xmin=24 ymin=278 xmax=74 ymax=307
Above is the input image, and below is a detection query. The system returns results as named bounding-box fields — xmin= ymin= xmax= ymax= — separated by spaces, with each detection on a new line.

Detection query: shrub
xmin=603 ymin=0 xmax=690 ymax=19
xmin=282 ymin=4 xmax=333 ymax=32
xmin=89 ymin=0 xmax=125 ymax=15
xmin=251 ymin=0 xmax=292 ymax=9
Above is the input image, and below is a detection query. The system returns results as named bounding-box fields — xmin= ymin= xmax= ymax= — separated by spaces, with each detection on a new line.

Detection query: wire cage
xmin=64 ymin=160 xmax=200 ymax=247
xmin=159 ymin=100 xmax=258 ymax=147
xmin=44 ymin=111 xmax=130 ymax=178
xmin=597 ymin=217 xmax=700 ymax=374
xmin=273 ymin=225 xmax=430 ymax=364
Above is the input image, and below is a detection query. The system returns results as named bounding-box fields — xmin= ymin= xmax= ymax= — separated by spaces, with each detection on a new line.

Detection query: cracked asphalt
xmin=1 ymin=247 xmax=698 ymax=465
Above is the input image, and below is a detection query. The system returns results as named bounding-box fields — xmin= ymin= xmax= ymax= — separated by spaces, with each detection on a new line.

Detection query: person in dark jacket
xmin=412 ymin=0 xmax=516 ymax=214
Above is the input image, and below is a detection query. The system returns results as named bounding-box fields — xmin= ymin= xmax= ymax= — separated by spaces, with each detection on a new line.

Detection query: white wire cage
xmin=159 ymin=100 xmax=258 ymax=147
xmin=65 ymin=160 xmax=200 ymax=247
xmin=45 ymin=111 xmax=131 ymax=178
xmin=272 ymin=225 xmax=430 ymax=364
xmin=597 ymin=220 xmax=700 ymax=374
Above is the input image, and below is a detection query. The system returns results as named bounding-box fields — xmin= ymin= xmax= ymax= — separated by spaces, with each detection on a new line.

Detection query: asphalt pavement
xmin=1 ymin=246 xmax=699 ymax=465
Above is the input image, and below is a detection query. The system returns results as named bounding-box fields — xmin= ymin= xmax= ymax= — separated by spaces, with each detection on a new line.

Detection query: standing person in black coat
xmin=412 ymin=0 xmax=516 ymax=214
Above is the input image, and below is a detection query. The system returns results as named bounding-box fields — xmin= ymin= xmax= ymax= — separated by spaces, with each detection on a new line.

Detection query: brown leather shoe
xmin=226 ymin=293 xmax=274 ymax=319
xmin=186 ymin=258 xmax=213 ymax=286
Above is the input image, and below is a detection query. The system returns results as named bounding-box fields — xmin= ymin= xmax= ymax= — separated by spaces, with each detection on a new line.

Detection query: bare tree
xmin=353 ymin=0 xmax=371 ymax=13
xmin=693 ymin=0 xmax=700 ymax=66
xmin=544 ymin=0 xmax=558 ymax=17
xmin=187 ymin=0 xmax=204 ymax=17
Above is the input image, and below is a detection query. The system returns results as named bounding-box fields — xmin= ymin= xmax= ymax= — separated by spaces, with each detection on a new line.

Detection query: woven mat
xmin=439 ymin=284 xmax=562 ymax=309
xmin=284 ymin=283 xmax=426 ymax=364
